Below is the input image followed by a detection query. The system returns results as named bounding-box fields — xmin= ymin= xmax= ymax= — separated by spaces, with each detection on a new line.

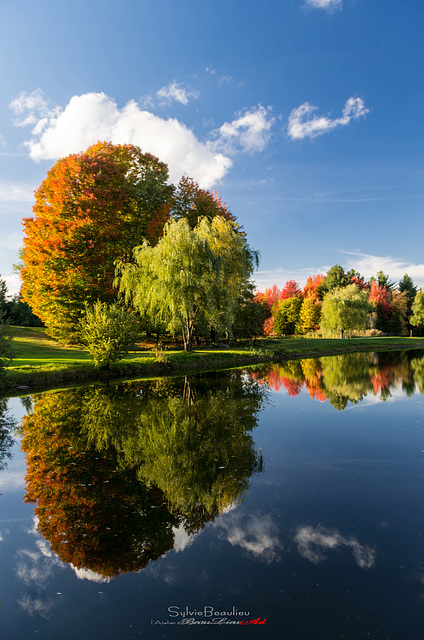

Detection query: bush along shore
xmin=2 ymin=327 xmax=424 ymax=397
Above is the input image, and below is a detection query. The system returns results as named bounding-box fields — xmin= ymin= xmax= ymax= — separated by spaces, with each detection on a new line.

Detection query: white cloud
xmin=11 ymin=91 xmax=276 ymax=188
xmin=288 ymin=97 xmax=369 ymax=140
xmin=214 ymin=105 xmax=275 ymax=154
xmin=3 ymin=274 xmax=21 ymax=297
xmin=12 ymin=91 xmax=234 ymax=188
xmin=305 ymin=0 xmax=342 ymax=10
xmin=156 ymin=81 xmax=199 ymax=106
xmin=294 ymin=525 xmax=376 ymax=568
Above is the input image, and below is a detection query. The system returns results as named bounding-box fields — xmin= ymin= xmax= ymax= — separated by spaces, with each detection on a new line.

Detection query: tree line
xmin=6 ymin=141 xmax=424 ymax=367
xmin=252 ymin=265 xmax=424 ymax=339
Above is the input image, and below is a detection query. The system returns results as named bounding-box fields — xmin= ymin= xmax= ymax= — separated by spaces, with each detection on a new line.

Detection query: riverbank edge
xmin=3 ymin=338 xmax=424 ymax=397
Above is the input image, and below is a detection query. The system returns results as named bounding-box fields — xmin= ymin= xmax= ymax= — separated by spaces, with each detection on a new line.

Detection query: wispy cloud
xmin=18 ymin=594 xmax=55 ymax=619
xmin=253 ymin=267 xmax=326 ymax=291
xmin=255 ymin=252 xmax=424 ymax=292
xmin=156 ymin=81 xmax=199 ymax=106
xmin=0 ymin=232 xmax=24 ymax=252
xmin=305 ymin=0 xmax=342 ymax=10
xmin=0 ymin=182 xmax=34 ymax=204
xmin=339 ymin=250 xmax=424 ymax=287
xmin=288 ymin=97 xmax=369 ymax=140
xmin=10 ymin=89 xmax=60 ymax=129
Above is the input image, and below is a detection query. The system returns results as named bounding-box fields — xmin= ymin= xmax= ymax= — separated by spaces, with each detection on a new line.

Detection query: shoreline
xmin=3 ymin=336 xmax=424 ymax=397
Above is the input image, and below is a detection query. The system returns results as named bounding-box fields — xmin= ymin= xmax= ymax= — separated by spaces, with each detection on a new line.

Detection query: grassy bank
xmin=3 ymin=326 xmax=424 ymax=396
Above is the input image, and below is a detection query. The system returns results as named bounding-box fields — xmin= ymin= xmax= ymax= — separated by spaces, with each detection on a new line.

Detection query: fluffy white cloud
xmin=288 ymin=97 xmax=369 ymax=140
xmin=12 ymin=91 xmax=232 ymax=188
xmin=294 ymin=525 xmax=376 ymax=568
xmin=11 ymin=91 xmax=275 ymax=188
xmin=305 ymin=0 xmax=342 ymax=10
xmin=214 ymin=105 xmax=275 ymax=154
xmin=156 ymin=81 xmax=199 ymax=105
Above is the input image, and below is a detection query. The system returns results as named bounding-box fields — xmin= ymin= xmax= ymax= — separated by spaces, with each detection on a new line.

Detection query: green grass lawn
xmin=3 ymin=326 xmax=424 ymax=395
xmin=8 ymin=326 xmax=90 ymax=367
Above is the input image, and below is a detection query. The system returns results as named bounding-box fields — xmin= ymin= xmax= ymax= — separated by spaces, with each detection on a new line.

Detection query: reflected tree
xmin=0 ymin=399 xmax=15 ymax=471
xmin=249 ymin=351 xmax=420 ymax=410
xmin=21 ymin=371 xmax=267 ymax=578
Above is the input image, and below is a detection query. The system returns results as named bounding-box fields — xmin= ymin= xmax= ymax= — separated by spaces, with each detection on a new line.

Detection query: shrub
xmin=79 ymin=302 xmax=139 ymax=367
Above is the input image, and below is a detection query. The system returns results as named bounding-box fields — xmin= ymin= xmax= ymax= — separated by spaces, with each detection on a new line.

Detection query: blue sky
xmin=1 ymin=0 xmax=423 ymax=294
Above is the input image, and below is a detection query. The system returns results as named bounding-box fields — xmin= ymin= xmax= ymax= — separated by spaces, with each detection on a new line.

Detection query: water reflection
xmin=250 ymin=350 xmax=424 ymax=410
xmin=0 ymin=398 xmax=16 ymax=471
xmin=294 ymin=525 xmax=376 ymax=568
xmin=21 ymin=372 xmax=266 ymax=579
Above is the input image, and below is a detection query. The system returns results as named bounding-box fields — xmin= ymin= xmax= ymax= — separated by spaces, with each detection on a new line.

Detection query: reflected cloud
xmin=172 ymin=525 xmax=197 ymax=553
xmin=71 ymin=565 xmax=111 ymax=583
xmin=16 ymin=548 xmax=60 ymax=587
xmin=0 ymin=468 xmax=26 ymax=491
xmin=216 ymin=512 xmax=283 ymax=563
xmin=294 ymin=525 xmax=376 ymax=569
xmin=16 ymin=517 xmax=64 ymax=587
xmin=17 ymin=594 xmax=55 ymax=619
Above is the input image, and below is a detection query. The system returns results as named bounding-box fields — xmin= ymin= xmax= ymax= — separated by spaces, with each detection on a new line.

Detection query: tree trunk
xmin=183 ymin=322 xmax=194 ymax=352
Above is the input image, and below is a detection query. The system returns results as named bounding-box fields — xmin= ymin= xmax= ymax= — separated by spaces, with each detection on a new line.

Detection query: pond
xmin=1 ymin=350 xmax=424 ymax=639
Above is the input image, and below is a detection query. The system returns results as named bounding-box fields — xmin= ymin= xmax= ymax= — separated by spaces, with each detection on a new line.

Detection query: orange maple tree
xmin=21 ymin=141 xmax=172 ymax=341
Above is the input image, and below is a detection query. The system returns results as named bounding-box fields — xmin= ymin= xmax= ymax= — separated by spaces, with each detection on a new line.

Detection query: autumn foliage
xmin=21 ymin=142 xmax=172 ymax=341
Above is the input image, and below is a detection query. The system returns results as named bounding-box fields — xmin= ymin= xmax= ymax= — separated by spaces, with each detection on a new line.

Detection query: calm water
xmin=1 ymin=350 xmax=424 ymax=639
